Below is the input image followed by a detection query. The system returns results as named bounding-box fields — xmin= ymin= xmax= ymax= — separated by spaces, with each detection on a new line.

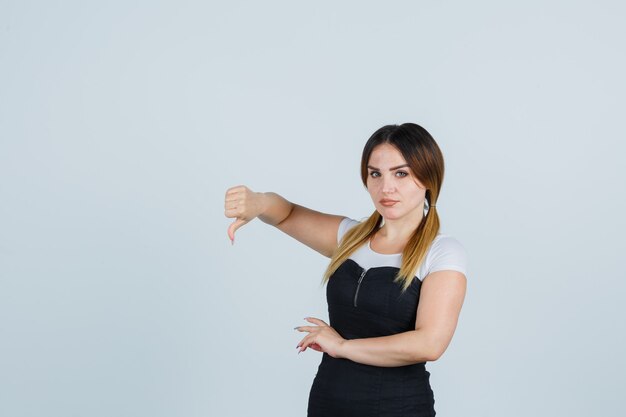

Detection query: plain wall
xmin=1 ymin=1 xmax=625 ymax=416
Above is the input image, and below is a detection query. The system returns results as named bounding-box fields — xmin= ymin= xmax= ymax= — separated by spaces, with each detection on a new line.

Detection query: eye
xmin=396 ymin=171 xmax=408 ymax=177
xmin=369 ymin=171 xmax=380 ymax=178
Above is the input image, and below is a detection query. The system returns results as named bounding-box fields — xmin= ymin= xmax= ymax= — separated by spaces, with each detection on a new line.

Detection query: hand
xmin=224 ymin=185 xmax=265 ymax=244
xmin=295 ymin=317 xmax=346 ymax=358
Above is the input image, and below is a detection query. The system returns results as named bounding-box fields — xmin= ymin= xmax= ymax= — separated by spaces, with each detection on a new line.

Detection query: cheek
xmin=406 ymin=186 xmax=426 ymax=201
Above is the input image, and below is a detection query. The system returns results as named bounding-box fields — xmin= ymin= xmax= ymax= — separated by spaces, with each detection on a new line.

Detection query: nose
xmin=382 ymin=175 xmax=396 ymax=193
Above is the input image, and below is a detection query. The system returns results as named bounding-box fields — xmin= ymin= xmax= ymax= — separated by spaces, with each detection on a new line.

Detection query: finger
xmin=300 ymin=335 xmax=319 ymax=352
xmin=224 ymin=193 xmax=243 ymax=219
xmin=305 ymin=317 xmax=328 ymax=326
xmin=225 ymin=185 xmax=246 ymax=197
xmin=228 ymin=218 xmax=246 ymax=243
xmin=224 ymin=191 xmax=241 ymax=201
xmin=310 ymin=343 xmax=322 ymax=352
xmin=294 ymin=326 xmax=313 ymax=332
xmin=297 ymin=335 xmax=314 ymax=352
xmin=224 ymin=198 xmax=240 ymax=211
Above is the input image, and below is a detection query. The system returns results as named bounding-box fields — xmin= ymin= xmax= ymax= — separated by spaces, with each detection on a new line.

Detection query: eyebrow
xmin=367 ymin=164 xmax=409 ymax=171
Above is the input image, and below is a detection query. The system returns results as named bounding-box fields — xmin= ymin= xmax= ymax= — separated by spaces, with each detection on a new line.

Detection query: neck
xmin=378 ymin=211 xmax=425 ymax=242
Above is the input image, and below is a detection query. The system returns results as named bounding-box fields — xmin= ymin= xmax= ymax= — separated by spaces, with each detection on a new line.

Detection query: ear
xmin=424 ymin=189 xmax=431 ymax=200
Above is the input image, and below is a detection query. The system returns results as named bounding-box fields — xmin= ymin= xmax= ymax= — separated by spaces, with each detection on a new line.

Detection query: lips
xmin=380 ymin=199 xmax=398 ymax=206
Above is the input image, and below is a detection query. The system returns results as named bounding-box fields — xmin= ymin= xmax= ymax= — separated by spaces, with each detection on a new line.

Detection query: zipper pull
xmin=353 ymin=269 xmax=367 ymax=307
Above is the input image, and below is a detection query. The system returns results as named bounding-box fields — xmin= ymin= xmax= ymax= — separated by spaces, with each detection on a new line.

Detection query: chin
xmin=378 ymin=209 xmax=402 ymax=219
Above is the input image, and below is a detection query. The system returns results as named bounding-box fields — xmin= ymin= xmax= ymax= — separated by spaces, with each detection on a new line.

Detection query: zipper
xmin=353 ymin=269 xmax=367 ymax=307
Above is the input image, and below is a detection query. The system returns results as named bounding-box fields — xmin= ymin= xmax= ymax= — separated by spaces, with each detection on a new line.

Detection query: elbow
xmin=427 ymin=347 xmax=444 ymax=362
xmin=414 ymin=332 xmax=446 ymax=363
xmin=428 ymin=338 xmax=452 ymax=362
xmin=274 ymin=203 xmax=295 ymax=227
xmin=416 ymin=348 xmax=440 ymax=363
xmin=410 ymin=349 xmax=439 ymax=364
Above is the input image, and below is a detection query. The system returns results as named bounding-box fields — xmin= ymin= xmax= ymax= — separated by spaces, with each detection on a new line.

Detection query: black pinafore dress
xmin=307 ymin=258 xmax=436 ymax=417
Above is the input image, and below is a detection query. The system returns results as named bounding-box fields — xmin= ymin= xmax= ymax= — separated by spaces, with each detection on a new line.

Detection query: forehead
xmin=368 ymin=143 xmax=406 ymax=164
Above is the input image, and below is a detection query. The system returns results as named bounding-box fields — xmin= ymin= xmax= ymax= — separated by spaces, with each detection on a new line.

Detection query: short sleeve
xmin=337 ymin=217 xmax=361 ymax=244
xmin=425 ymin=235 xmax=468 ymax=277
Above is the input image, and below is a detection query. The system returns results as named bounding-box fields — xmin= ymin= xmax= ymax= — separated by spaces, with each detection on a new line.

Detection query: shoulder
xmin=337 ymin=216 xmax=363 ymax=244
xmin=424 ymin=234 xmax=468 ymax=277
xmin=430 ymin=234 xmax=466 ymax=253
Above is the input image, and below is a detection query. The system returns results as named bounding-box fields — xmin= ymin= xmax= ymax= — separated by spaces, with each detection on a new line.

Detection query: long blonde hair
xmin=322 ymin=123 xmax=444 ymax=293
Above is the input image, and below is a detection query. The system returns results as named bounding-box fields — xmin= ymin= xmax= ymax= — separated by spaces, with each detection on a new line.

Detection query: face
xmin=366 ymin=143 xmax=427 ymax=222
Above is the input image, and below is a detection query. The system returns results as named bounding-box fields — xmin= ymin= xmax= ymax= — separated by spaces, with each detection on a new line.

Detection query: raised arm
xmin=225 ymin=185 xmax=345 ymax=258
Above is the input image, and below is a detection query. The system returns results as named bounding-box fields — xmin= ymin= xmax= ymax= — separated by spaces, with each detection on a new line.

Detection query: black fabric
xmin=307 ymin=258 xmax=436 ymax=417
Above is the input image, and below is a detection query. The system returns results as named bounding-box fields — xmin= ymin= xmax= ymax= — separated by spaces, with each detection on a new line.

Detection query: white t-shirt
xmin=337 ymin=217 xmax=468 ymax=281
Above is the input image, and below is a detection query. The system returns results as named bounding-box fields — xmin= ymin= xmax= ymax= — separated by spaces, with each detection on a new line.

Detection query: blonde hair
xmin=322 ymin=123 xmax=444 ymax=293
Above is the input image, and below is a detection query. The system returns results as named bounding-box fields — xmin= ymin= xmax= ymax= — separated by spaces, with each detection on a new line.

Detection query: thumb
xmin=310 ymin=343 xmax=322 ymax=352
xmin=228 ymin=218 xmax=248 ymax=244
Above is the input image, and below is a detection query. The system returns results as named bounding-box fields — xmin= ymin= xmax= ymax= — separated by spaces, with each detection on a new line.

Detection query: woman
xmin=224 ymin=123 xmax=467 ymax=417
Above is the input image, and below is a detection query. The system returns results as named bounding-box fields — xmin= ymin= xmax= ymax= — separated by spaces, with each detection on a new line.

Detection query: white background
xmin=1 ymin=1 xmax=625 ymax=416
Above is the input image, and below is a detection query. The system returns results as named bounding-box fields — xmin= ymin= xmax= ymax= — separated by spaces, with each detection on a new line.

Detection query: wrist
xmin=338 ymin=339 xmax=350 ymax=360
xmin=256 ymin=192 xmax=268 ymax=217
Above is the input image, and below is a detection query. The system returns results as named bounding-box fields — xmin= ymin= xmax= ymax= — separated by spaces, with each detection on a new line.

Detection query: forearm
xmin=337 ymin=330 xmax=436 ymax=367
xmin=257 ymin=192 xmax=294 ymax=226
